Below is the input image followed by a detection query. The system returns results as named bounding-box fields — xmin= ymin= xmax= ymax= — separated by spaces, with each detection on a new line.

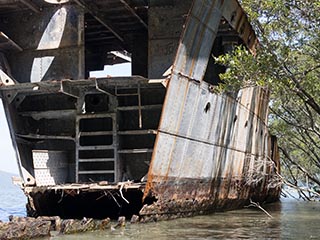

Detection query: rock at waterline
xmin=0 ymin=216 xmax=112 ymax=239
xmin=60 ymin=217 xmax=111 ymax=234
xmin=0 ymin=218 xmax=51 ymax=239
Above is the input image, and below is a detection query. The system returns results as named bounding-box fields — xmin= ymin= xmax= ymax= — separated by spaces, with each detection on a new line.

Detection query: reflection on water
xmin=51 ymin=199 xmax=320 ymax=240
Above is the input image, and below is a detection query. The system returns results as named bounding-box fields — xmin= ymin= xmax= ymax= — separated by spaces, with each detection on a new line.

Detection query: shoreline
xmin=0 ymin=215 xmax=134 ymax=240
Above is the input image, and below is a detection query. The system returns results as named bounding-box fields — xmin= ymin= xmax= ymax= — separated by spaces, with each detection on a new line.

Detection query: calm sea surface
xmin=1 ymin=172 xmax=319 ymax=239
xmin=0 ymin=171 xmax=26 ymax=222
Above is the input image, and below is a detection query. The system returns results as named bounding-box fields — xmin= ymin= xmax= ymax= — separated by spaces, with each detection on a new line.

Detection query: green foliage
xmin=217 ymin=0 xmax=320 ymax=193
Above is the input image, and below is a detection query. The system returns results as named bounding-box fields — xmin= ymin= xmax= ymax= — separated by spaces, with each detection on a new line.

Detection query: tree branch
xmin=282 ymin=63 xmax=320 ymax=115
xmin=279 ymin=147 xmax=320 ymax=186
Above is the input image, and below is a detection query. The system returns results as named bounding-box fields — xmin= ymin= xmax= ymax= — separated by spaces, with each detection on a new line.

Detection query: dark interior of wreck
xmin=0 ymin=0 xmax=248 ymax=219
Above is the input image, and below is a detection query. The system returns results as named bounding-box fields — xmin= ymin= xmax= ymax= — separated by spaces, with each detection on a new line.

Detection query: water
xmin=50 ymin=199 xmax=319 ymax=240
xmin=1 ymin=172 xmax=319 ymax=239
xmin=0 ymin=171 xmax=26 ymax=222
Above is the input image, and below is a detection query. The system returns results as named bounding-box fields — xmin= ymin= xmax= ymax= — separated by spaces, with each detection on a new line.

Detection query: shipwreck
xmin=0 ymin=0 xmax=280 ymax=221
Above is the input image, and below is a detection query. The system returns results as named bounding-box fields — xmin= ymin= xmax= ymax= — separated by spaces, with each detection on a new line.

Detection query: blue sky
xmin=0 ymin=63 xmax=131 ymax=174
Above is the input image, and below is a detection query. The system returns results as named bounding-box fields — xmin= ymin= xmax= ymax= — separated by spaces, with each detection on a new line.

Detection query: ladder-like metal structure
xmin=75 ymin=113 xmax=118 ymax=183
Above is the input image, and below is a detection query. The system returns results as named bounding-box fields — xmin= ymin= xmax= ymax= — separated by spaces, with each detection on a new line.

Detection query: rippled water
xmin=1 ymin=172 xmax=319 ymax=239
xmin=49 ymin=199 xmax=319 ymax=240
xmin=0 ymin=171 xmax=26 ymax=222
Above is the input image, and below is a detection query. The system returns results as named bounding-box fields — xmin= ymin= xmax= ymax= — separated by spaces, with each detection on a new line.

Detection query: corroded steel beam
xmin=221 ymin=0 xmax=258 ymax=53
xmin=73 ymin=0 xmax=125 ymax=42
xmin=19 ymin=0 xmax=41 ymax=13
xmin=119 ymin=0 xmax=147 ymax=29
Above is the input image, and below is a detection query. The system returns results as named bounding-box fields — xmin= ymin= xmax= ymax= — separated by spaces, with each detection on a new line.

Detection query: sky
xmin=0 ymin=99 xmax=18 ymax=173
xmin=90 ymin=62 xmax=131 ymax=78
xmin=0 ymin=63 xmax=131 ymax=174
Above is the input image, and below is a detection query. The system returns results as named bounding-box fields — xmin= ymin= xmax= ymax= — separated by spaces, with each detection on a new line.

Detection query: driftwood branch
xmin=118 ymin=181 xmax=132 ymax=204
xmin=246 ymin=199 xmax=273 ymax=218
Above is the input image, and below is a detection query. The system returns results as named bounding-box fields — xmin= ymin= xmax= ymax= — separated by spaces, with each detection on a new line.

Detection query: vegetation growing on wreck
xmin=215 ymin=0 xmax=320 ymax=200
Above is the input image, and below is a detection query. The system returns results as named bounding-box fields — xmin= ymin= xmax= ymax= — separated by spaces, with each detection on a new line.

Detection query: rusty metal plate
xmin=144 ymin=0 xmax=279 ymax=217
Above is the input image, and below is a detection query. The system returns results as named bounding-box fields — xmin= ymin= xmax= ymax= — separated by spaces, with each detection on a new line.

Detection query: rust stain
xmin=0 ymin=0 xmax=280 ymax=221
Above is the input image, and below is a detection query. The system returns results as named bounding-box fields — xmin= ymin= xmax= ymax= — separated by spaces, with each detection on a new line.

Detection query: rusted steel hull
xmin=0 ymin=0 xmax=280 ymax=221
xmin=1 ymin=78 xmax=280 ymax=220
xmin=141 ymin=85 xmax=280 ymax=220
xmin=141 ymin=0 xmax=280 ymax=219
xmin=141 ymin=178 xmax=279 ymax=221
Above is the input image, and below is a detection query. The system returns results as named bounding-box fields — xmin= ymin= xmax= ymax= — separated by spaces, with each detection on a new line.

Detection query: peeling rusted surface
xmin=0 ymin=0 xmax=279 ymax=221
xmin=221 ymin=0 xmax=258 ymax=53
xmin=142 ymin=0 xmax=280 ymax=219
xmin=141 ymin=177 xmax=279 ymax=222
